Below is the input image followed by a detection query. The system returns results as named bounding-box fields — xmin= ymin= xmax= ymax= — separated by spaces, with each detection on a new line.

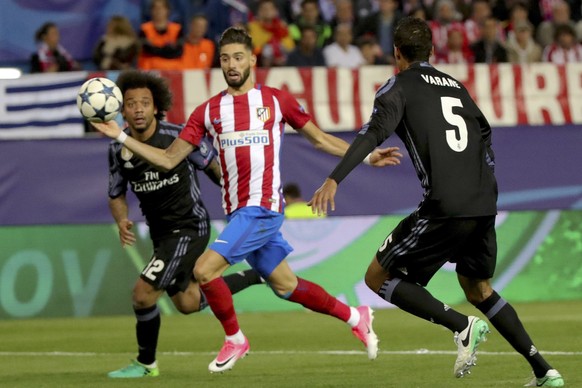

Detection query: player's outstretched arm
xmin=295 ymin=120 xmax=350 ymax=156
xmin=296 ymin=120 xmax=402 ymax=166
xmin=91 ymin=121 xmax=194 ymax=172
xmin=308 ymin=178 xmax=338 ymax=216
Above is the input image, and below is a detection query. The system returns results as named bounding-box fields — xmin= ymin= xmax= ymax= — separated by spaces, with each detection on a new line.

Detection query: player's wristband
xmin=116 ymin=131 xmax=128 ymax=144
xmin=363 ymin=153 xmax=372 ymax=165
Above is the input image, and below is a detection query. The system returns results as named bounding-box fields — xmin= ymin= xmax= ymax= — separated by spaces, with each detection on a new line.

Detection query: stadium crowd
xmin=30 ymin=0 xmax=582 ymax=73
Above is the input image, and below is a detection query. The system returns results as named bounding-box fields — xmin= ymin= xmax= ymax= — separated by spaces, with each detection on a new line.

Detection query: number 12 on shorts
xmin=142 ymin=257 xmax=165 ymax=280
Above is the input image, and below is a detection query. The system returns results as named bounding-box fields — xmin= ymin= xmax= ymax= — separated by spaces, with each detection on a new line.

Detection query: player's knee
xmin=175 ymin=303 xmax=197 ymax=315
xmin=270 ymin=283 xmax=295 ymax=298
xmin=465 ymin=293 xmax=482 ymax=306
xmin=175 ymin=294 xmax=202 ymax=314
xmin=364 ymin=268 xmax=385 ymax=294
xmin=364 ymin=272 xmax=376 ymax=292
xmin=193 ymin=263 xmax=211 ymax=283
xmin=464 ymin=287 xmax=493 ymax=305
xmin=131 ymin=290 xmax=155 ymax=309
xmin=132 ymin=295 xmax=155 ymax=310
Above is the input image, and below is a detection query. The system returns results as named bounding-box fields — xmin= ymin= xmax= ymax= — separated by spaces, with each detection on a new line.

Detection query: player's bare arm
xmin=92 ymin=120 xmax=195 ymax=172
xmin=297 ymin=120 xmax=402 ymax=166
xmin=108 ymin=195 xmax=136 ymax=247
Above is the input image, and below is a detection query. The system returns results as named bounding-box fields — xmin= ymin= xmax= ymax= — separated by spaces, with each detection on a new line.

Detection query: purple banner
xmin=0 ymin=125 xmax=581 ymax=226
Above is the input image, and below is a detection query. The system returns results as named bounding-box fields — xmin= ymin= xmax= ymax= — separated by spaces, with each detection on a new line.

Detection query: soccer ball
xmin=76 ymin=77 xmax=123 ymax=123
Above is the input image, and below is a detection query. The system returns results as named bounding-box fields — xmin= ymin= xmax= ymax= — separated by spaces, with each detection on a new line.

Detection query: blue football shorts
xmin=209 ymin=206 xmax=293 ymax=278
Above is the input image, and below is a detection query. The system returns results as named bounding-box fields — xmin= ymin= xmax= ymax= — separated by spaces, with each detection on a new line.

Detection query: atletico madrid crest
xmin=256 ymin=107 xmax=271 ymax=122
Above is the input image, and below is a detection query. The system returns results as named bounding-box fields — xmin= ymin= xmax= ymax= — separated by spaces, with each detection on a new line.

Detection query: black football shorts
xmin=375 ymin=213 xmax=497 ymax=286
xmin=140 ymin=229 xmax=210 ymax=296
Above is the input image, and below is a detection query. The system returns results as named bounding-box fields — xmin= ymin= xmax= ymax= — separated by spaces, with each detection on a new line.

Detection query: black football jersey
xmin=332 ymin=62 xmax=498 ymax=218
xmin=108 ymin=121 xmax=214 ymax=239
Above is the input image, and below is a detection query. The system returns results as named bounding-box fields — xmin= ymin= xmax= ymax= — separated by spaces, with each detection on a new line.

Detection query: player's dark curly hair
xmin=219 ymin=27 xmax=254 ymax=52
xmin=115 ymin=70 xmax=172 ymax=121
xmin=394 ymin=17 xmax=433 ymax=63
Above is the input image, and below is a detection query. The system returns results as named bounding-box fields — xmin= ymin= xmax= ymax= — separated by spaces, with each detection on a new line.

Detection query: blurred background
xmin=0 ymin=0 xmax=581 ymax=320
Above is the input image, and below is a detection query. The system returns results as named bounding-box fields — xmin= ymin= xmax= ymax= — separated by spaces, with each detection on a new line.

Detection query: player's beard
xmin=223 ymin=66 xmax=251 ymax=88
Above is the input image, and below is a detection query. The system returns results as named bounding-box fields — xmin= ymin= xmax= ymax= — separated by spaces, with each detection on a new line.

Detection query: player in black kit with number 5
xmin=310 ymin=17 xmax=564 ymax=387
xmin=106 ymin=70 xmax=262 ymax=378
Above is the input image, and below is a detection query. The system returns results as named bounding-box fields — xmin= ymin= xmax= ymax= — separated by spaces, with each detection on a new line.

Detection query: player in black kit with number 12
xmin=310 ymin=17 xmax=563 ymax=387
xmin=106 ymin=70 xmax=262 ymax=378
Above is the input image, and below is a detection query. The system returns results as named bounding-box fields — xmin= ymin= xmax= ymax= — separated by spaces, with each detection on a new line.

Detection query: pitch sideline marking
xmin=1 ymin=350 xmax=580 ymax=357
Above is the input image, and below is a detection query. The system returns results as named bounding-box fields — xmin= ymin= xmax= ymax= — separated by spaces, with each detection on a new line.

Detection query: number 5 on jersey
xmin=441 ymin=97 xmax=468 ymax=152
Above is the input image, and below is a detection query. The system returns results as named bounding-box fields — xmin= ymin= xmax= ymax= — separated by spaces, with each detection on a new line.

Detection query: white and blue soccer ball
xmin=76 ymin=77 xmax=123 ymax=123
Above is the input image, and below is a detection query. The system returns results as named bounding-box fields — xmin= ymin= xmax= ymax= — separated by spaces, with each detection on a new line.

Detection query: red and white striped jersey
xmin=180 ymin=84 xmax=311 ymax=215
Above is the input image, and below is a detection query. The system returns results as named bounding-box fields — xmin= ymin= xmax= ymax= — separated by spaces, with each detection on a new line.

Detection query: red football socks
xmin=200 ymin=277 xmax=240 ymax=335
xmin=288 ymin=277 xmax=351 ymax=322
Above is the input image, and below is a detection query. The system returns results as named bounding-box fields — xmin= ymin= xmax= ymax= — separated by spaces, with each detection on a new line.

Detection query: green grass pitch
xmin=1 ymin=300 xmax=580 ymax=387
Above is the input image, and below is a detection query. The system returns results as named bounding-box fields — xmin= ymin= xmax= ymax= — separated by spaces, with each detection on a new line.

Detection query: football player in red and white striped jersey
xmin=92 ymin=26 xmax=402 ymax=373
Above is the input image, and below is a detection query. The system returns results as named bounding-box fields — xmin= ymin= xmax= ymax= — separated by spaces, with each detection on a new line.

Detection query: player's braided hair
xmin=219 ymin=27 xmax=254 ymax=52
xmin=394 ymin=17 xmax=433 ymax=63
xmin=116 ymin=70 xmax=172 ymax=121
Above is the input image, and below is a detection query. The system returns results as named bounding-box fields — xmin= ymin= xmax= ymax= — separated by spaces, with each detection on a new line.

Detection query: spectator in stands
xmin=536 ymin=1 xmax=582 ymax=47
xmin=434 ymin=27 xmax=474 ymax=64
xmin=249 ymin=0 xmax=298 ymax=23
xmin=464 ymin=0 xmax=492 ymax=45
xmin=205 ymin=0 xmax=249 ymax=44
xmin=354 ymin=0 xmax=380 ymax=20
xmin=318 ymin=0 xmax=339 ymax=23
xmin=286 ymin=25 xmax=326 ymax=66
xmin=331 ymin=0 xmax=358 ymax=31
xmin=542 ymin=23 xmax=582 ymax=63
xmin=408 ymin=6 xmax=428 ymax=20
xmin=402 ymin=0 xmax=427 ymax=17
xmin=357 ymin=36 xmax=389 ymax=65
xmin=506 ymin=21 xmax=542 ymax=63
xmin=355 ymin=0 xmax=402 ymax=64
xmin=31 ymin=22 xmax=80 ymax=73
xmin=283 ymin=183 xmax=322 ymax=219
xmin=504 ymin=2 xmax=530 ymax=43
xmin=569 ymin=0 xmax=582 ymax=21
xmin=248 ymin=0 xmax=295 ymax=67
xmin=289 ymin=0 xmax=333 ymax=48
xmin=138 ymin=0 xmax=184 ymax=70
xmin=93 ymin=16 xmax=139 ymax=71
xmin=323 ymin=23 xmax=366 ymax=68
xmin=429 ymin=0 xmax=465 ymax=58
xmin=140 ymin=0 xmax=202 ymax=27
xmin=470 ymin=17 xmax=508 ymax=63
xmin=491 ymin=0 xmax=542 ymax=27
xmin=181 ymin=15 xmax=215 ymax=69
xmin=453 ymin=0 xmax=473 ymax=20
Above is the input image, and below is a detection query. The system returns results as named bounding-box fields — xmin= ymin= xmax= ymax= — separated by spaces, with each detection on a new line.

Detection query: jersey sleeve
xmin=361 ymin=76 xmax=406 ymax=143
xmin=187 ymin=135 xmax=217 ymax=170
xmin=328 ymin=76 xmax=405 ymax=184
xmin=108 ymin=142 xmax=128 ymax=199
xmin=275 ymin=88 xmax=311 ymax=129
xmin=180 ymin=103 xmax=207 ymax=146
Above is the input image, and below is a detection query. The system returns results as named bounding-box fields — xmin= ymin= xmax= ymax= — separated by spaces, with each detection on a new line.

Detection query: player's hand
xmin=308 ymin=178 xmax=338 ymax=216
xmin=117 ymin=219 xmax=136 ymax=247
xmin=370 ymin=146 xmax=403 ymax=167
xmin=91 ymin=120 xmax=123 ymax=139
